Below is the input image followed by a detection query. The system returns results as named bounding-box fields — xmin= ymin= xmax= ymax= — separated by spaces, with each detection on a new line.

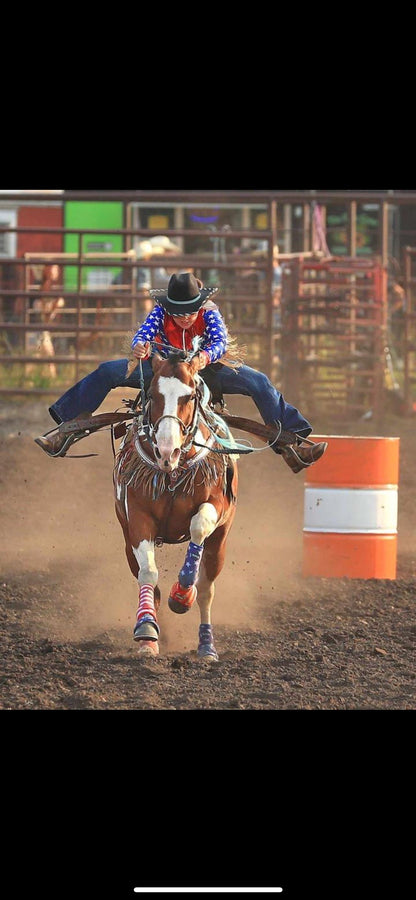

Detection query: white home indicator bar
xmin=134 ymin=890 xmax=283 ymax=894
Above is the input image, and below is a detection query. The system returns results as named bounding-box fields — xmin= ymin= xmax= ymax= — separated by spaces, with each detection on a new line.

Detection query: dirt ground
xmin=1 ymin=388 xmax=415 ymax=710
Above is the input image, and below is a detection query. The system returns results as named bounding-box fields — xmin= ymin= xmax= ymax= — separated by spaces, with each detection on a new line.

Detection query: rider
xmin=34 ymin=272 xmax=327 ymax=472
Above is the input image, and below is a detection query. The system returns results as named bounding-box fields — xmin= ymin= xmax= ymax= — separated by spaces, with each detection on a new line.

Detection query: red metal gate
xmin=279 ymin=256 xmax=388 ymax=421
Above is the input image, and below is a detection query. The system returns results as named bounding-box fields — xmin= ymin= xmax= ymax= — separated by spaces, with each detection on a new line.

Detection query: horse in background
xmin=113 ymin=349 xmax=238 ymax=661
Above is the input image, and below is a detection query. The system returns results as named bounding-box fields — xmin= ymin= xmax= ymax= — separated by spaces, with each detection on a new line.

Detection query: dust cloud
xmin=0 ymin=391 xmax=306 ymax=655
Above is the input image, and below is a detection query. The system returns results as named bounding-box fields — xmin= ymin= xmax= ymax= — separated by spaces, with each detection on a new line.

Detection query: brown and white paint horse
xmin=113 ymin=351 xmax=238 ymax=660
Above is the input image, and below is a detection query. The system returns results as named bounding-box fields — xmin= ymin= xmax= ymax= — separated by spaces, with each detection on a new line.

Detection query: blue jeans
xmin=49 ymin=359 xmax=312 ymax=437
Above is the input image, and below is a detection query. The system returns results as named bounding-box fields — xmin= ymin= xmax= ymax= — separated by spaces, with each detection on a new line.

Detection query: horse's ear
xmin=151 ymin=353 xmax=164 ymax=373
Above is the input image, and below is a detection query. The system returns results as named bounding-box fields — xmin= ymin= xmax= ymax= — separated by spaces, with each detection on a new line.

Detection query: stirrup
xmin=282 ymin=444 xmax=312 ymax=471
xmin=34 ymin=433 xmax=77 ymax=458
xmin=281 ymin=441 xmax=328 ymax=474
xmin=35 ymin=429 xmax=98 ymax=459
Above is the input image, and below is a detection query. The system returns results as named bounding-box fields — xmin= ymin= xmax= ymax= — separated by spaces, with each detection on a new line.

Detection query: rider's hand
xmin=132 ymin=341 xmax=151 ymax=360
xmin=195 ymin=351 xmax=210 ymax=370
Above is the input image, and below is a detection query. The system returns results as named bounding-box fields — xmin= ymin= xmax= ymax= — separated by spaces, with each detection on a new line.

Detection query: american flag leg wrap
xmin=179 ymin=541 xmax=204 ymax=587
xmin=136 ymin=583 xmax=160 ymax=634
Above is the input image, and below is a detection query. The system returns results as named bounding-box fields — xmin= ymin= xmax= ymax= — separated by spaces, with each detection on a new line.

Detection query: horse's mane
xmin=166 ymin=350 xmax=187 ymax=366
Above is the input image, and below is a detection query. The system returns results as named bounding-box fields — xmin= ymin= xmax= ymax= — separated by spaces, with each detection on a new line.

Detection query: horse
xmin=113 ymin=348 xmax=239 ymax=661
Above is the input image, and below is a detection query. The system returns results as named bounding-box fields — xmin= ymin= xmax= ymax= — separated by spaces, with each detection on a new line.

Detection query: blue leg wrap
xmin=179 ymin=541 xmax=204 ymax=587
xmin=198 ymin=624 xmax=218 ymax=660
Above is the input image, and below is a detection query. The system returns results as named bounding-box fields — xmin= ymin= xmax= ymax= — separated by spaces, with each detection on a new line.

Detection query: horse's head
xmin=147 ymin=351 xmax=201 ymax=472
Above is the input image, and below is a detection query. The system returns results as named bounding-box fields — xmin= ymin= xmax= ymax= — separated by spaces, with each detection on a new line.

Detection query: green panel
xmin=64 ymin=201 xmax=124 ymax=289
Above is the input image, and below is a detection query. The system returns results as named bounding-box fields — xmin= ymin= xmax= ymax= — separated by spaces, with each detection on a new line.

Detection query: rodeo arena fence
xmin=0 ymin=223 xmax=276 ymax=391
xmin=0 ymin=219 xmax=415 ymax=426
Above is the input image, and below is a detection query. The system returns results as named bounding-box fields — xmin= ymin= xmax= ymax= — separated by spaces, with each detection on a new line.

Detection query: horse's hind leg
xmin=168 ymin=502 xmax=218 ymax=615
xmin=196 ymin=520 xmax=234 ymax=661
xmin=132 ymin=539 xmax=160 ymax=656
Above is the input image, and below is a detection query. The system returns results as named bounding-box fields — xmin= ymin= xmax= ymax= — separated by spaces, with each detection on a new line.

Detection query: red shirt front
xmin=160 ymin=310 xmax=206 ymax=352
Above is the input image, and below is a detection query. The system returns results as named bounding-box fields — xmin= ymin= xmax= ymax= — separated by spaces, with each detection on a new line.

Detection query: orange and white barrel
xmin=303 ymin=436 xmax=400 ymax=579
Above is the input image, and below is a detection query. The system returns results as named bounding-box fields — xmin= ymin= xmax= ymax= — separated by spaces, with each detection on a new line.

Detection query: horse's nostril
xmin=164 ymin=460 xmax=169 ymax=467
xmin=154 ymin=447 xmax=161 ymax=459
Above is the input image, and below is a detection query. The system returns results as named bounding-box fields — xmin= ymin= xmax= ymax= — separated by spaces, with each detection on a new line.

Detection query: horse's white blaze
xmin=133 ymin=539 xmax=158 ymax=586
xmin=156 ymin=376 xmax=193 ymax=463
xmin=116 ymin=480 xmax=122 ymax=500
xmin=190 ymin=502 xmax=218 ymax=546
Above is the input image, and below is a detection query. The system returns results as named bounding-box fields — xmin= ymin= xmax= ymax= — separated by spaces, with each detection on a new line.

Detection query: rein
xmin=133 ymin=358 xmax=146 ymax=413
xmin=192 ymin=408 xmax=283 ymax=455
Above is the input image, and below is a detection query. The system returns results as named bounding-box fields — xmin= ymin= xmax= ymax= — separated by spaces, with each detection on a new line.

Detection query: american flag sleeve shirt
xmin=131 ymin=304 xmax=229 ymax=363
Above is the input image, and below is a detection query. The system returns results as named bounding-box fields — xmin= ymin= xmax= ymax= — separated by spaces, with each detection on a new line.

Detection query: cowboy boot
xmin=280 ymin=440 xmax=328 ymax=474
xmin=34 ymin=430 xmax=71 ymax=457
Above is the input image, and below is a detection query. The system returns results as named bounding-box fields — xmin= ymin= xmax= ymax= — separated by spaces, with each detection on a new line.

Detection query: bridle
xmin=144 ymin=381 xmax=202 ymax=459
xmin=131 ymin=342 xmax=258 ymax=464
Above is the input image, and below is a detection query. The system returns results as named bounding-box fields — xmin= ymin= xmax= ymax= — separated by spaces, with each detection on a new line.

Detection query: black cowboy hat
xmin=149 ymin=272 xmax=218 ymax=315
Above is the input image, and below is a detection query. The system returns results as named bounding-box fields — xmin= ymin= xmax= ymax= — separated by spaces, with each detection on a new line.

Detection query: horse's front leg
xmin=168 ymin=502 xmax=218 ymax=616
xmin=132 ymin=538 xmax=160 ymax=656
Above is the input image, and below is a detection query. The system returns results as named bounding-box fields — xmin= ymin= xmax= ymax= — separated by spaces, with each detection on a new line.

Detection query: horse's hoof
xmin=133 ymin=618 xmax=159 ymax=641
xmin=136 ymin=640 xmax=159 ymax=656
xmin=197 ymin=646 xmax=219 ymax=662
xmin=168 ymin=582 xmax=197 ymax=614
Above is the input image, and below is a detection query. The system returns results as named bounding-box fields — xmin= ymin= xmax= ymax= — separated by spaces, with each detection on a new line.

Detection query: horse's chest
xmin=150 ymin=493 xmax=201 ymax=542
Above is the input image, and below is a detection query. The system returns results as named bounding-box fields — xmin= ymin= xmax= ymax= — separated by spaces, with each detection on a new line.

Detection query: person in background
xmin=27 ymin=264 xmax=65 ymax=379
